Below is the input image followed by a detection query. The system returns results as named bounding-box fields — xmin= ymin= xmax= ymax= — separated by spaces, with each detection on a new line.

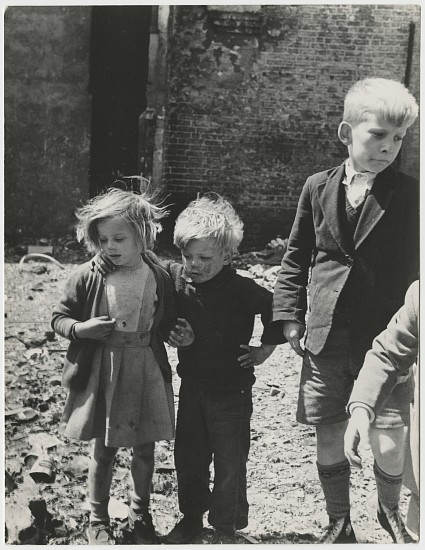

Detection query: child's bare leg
xmin=370 ymin=425 xmax=407 ymax=475
xmin=89 ymin=438 xmax=118 ymax=523
xmin=130 ymin=442 xmax=155 ymax=513
xmin=370 ymin=426 xmax=408 ymax=511
xmin=316 ymin=421 xmax=347 ymax=464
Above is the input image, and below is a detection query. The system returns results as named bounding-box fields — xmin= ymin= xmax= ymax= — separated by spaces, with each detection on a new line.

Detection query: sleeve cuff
xmin=71 ymin=322 xmax=81 ymax=342
xmin=347 ymin=402 xmax=375 ymax=423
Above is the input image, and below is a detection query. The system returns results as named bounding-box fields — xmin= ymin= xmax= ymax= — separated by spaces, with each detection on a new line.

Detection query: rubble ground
xmin=4 ymin=252 xmax=411 ymax=544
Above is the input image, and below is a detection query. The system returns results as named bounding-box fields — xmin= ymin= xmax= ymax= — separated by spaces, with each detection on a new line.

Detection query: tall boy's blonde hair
xmin=75 ymin=187 xmax=168 ymax=254
xmin=343 ymin=78 xmax=418 ymax=127
xmin=174 ymin=193 xmax=244 ymax=255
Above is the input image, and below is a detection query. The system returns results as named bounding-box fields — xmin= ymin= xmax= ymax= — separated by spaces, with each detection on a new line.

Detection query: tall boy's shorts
xmin=296 ymin=320 xmax=413 ymax=428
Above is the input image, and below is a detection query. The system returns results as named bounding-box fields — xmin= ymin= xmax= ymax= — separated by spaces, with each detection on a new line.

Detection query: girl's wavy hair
xmin=173 ymin=193 xmax=244 ymax=254
xmin=343 ymin=78 xmax=419 ymax=127
xmin=75 ymin=184 xmax=168 ymax=254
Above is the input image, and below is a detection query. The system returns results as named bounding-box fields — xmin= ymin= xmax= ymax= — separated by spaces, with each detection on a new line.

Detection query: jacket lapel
xmin=354 ymin=167 xmax=396 ymax=249
xmin=317 ymin=164 xmax=352 ymax=255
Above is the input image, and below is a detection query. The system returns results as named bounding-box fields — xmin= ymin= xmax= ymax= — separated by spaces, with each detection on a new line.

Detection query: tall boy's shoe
xmin=318 ymin=516 xmax=357 ymax=544
xmin=211 ymin=529 xmax=237 ymax=544
xmin=165 ymin=515 xmax=203 ymax=544
xmin=128 ymin=507 xmax=157 ymax=544
xmin=87 ymin=522 xmax=115 ymax=545
xmin=377 ymin=501 xmax=413 ymax=543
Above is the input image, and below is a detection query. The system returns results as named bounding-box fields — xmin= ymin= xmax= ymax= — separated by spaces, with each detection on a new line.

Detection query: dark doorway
xmin=89 ymin=6 xmax=152 ymax=195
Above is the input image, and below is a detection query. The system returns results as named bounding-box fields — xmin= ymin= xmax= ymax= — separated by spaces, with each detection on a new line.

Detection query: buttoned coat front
xmin=272 ymin=162 xmax=419 ymax=356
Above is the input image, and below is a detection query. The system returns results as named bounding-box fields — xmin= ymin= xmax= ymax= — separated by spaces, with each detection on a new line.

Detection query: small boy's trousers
xmin=174 ymin=381 xmax=253 ymax=533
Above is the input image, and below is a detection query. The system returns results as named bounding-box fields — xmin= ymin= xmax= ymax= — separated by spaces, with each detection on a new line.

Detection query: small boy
xmin=94 ymin=194 xmax=284 ymax=543
xmin=164 ymin=194 xmax=284 ymax=544
xmin=344 ymin=280 xmax=418 ymax=540
xmin=272 ymin=78 xmax=419 ymax=543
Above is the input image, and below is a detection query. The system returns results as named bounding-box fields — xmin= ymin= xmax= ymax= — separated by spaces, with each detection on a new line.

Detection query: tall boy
xmin=272 ymin=78 xmax=419 ymax=543
xmin=164 ymin=194 xmax=284 ymax=543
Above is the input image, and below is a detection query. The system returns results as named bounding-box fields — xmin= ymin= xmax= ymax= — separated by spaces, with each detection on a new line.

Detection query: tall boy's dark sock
xmin=373 ymin=460 xmax=402 ymax=511
xmin=317 ymin=459 xmax=351 ymax=519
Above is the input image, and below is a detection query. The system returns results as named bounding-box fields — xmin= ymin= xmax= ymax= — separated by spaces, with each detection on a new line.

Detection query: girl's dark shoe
xmin=377 ymin=501 xmax=413 ymax=543
xmin=87 ymin=521 xmax=115 ymax=545
xmin=318 ymin=516 xmax=357 ymax=544
xmin=165 ymin=515 xmax=203 ymax=544
xmin=128 ymin=507 xmax=156 ymax=544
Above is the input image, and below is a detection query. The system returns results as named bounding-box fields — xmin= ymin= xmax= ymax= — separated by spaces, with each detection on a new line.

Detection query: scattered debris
xmin=3 ymin=253 xmax=409 ymax=545
xmin=19 ymin=253 xmax=64 ymax=271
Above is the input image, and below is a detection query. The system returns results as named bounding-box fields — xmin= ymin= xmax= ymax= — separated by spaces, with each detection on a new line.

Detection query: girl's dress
xmin=61 ymin=259 xmax=175 ymax=447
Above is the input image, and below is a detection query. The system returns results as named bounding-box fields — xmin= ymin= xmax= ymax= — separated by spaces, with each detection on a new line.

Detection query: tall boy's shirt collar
xmin=344 ymin=159 xmax=377 ymax=187
xmin=343 ymin=160 xmax=376 ymax=208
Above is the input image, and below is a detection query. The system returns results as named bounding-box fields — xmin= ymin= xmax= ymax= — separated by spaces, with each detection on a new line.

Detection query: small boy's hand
xmin=74 ymin=316 xmax=116 ymax=341
xmin=344 ymin=407 xmax=372 ymax=469
xmin=238 ymin=344 xmax=277 ymax=368
xmin=90 ymin=251 xmax=116 ymax=276
xmin=283 ymin=320 xmax=305 ymax=356
xmin=168 ymin=318 xmax=195 ymax=348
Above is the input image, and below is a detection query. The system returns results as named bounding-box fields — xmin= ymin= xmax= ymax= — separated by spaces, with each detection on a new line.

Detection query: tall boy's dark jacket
xmin=273 ymin=163 xmax=419 ymax=356
xmin=51 ymin=253 xmax=177 ymax=387
xmin=163 ymin=262 xmax=285 ymax=391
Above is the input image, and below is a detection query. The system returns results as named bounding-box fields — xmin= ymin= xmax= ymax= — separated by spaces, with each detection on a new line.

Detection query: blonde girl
xmin=52 ymin=187 xmax=193 ymax=544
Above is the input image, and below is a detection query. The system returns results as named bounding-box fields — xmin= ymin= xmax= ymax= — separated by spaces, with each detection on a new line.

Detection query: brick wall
xmin=4 ymin=6 xmax=91 ymax=242
xmin=164 ymin=5 xmax=420 ymax=248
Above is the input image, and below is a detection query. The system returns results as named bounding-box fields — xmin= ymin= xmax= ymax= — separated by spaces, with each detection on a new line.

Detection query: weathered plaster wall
xmin=4 ymin=6 xmax=91 ymax=242
xmin=164 ymin=5 xmax=420 ymax=247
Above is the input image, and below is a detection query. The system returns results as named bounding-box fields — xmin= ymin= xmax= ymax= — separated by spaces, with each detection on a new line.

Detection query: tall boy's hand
xmin=238 ymin=344 xmax=276 ymax=368
xmin=344 ymin=407 xmax=372 ymax=469
xmin=168 ymin=318 xmax=195 ymax=348
xmin=282 ymin=320 xmax=305 ymax=356
xmin=90 ymin=251 xmax=116 ymax=276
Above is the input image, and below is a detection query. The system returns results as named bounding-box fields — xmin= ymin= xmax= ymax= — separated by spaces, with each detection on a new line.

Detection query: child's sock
xmin=90 ymin=496 xmax=110 ymax=524
xmin=374 ymin=460 xmax=402 ymax=511
xmin=317 ymin=459 xmax=351 ymax=519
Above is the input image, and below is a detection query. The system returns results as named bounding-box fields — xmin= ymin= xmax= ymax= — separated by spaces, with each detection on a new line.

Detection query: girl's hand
xmin=74 ymin=316 xmax=116 ymax=341
xmin=238 ymin=343 xmax=277 ymax=368
xmin=344 ymin=407 xmax=372 ymax=469
xmin=168 ymin=318 xmax=195 ymax=348
xmin=90 ymin=251 xmax=116 ymax=276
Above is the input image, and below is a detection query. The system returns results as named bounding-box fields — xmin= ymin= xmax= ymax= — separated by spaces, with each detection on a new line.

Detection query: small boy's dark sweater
xmin=164 ymin=262 xmax=284 ymax=391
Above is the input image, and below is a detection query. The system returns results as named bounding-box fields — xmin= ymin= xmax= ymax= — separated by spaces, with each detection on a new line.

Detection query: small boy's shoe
xmin=317 ymin=516 xmax=357 ymax=544
xmin=165 ymin=515 xmax=203 ymax=544
xmin=128 ymin=507 xmax=156 ymax=544
xmin=377 ymin=501 xmax=413 ymax=543
xmin=87 ymin=521 xmax=115 ymax=545
xmin=211 ymin=529 xmax=237 ymax=544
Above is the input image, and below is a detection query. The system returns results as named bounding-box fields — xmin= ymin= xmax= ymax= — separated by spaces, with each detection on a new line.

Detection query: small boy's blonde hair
xmin=343 ymin=78 xmax=418 ymax=127
xmin=75 ymin=187 xmax=168 ymax=254
xmin=174 ymin=193 xmax=244 ymax=255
